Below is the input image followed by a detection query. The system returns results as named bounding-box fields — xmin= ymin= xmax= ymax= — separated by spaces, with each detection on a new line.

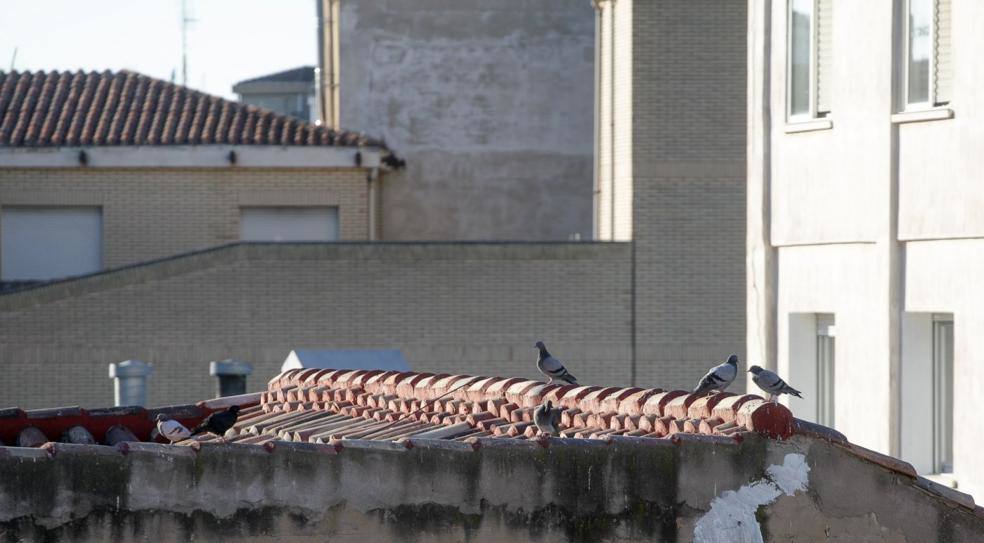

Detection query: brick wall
xmin=0 ymin=242 xmax=631 ymax=409
xmin=0 ymin=168 xmax=371 ymax=270
xmin=596 ymin=0 xmax=748 ymax=389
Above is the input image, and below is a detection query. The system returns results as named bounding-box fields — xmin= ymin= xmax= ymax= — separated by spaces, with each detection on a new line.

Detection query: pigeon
xmin=190 ymin=405 xmax=241 ymax=440
xmin=533 ymin=400 xmax=563 ymax=437
xmin=155 ymin=413 xmax=191 ymax=443
xmin=693 ymin=354 xmax=740 ymax=396
xmin=535 ymin=341 xmax=578 ymax=385
xmin=748 ymin=365 xmax=803 ymax=401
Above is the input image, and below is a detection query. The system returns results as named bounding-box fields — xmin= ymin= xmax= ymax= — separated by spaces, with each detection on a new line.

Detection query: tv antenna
xmin=181 ymin=0 xmax=196 ymax=86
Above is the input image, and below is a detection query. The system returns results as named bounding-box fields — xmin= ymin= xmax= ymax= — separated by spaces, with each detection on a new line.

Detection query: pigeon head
xmin=535 ymin=341 xmax=546 ymax=350
xmin=748 ymin=365 xmax=764 ymax=375
xmin=155 ymin=414 xmax=168 ymax=422
xmin=229 ymin=405 xmax=241 ymax=414
xmin=727 ymin=354 xmax=739 ymax=365
xmin=544 ymin=400 xmax=553 ymax=409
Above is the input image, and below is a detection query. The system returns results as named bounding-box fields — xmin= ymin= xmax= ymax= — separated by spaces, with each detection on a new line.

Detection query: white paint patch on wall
xmin=693 ymin=453 xmax=810 ymax=543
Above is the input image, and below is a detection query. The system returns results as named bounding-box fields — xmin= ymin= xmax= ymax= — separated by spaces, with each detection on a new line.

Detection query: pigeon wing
xmin=159 ymin=419 xmax=191 ymax=442
xmin=538 ymin=355 xmax=566 ymax=375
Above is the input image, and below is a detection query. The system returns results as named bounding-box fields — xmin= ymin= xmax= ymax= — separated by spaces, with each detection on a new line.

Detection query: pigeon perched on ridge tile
xmin=535 ymin=341 xmax=578 ymax=385
xmin=190 ymin=405 xmax=240 ymax=440
xmin=533 ymin=400 xmax=563 ymax=437
xmin=693 ymin=354 xmax=740 ymax=396
xmin=155 ymin=413 xmax=191 ymax=443
xmin=748 ymin=365 xmax=803 ymax=401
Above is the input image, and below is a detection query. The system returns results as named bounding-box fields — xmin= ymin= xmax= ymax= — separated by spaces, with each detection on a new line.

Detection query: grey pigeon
xmin=535 ymin=341 xmax=578 ymax=385
xmin=155 ymin=413 xmax=191 ymax=443
xmin=693 ymin=354 xmax=740 ymax=396
xmin=190 ymin=405 xmax=241 ymax=439
xmin=533 ymin=400 xmax=563 ymax=436
xmin=748 ymin=365 xmax=803 ymax=401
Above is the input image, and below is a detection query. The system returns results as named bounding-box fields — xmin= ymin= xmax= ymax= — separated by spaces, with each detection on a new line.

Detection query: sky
xmin=0 ymin=0 xmax=318 ymax=99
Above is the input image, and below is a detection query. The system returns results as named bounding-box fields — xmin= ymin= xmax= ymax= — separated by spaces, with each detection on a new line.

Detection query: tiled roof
xmin=0 ymin=70 xmax=383 ymax=148
xmin=0 ymin=369 xmax=978 ymax=515
xmin=235 ymin=368 xmax=797 ymax=445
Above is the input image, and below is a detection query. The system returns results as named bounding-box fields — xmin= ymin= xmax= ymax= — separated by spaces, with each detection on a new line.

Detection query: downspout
xmin=315 ymin=0 xmax=326 ymax=124
xmin=367 ymin=168 xmax=379 ymax=241
xmin=887 ymin=0 xmax=904 ymax=458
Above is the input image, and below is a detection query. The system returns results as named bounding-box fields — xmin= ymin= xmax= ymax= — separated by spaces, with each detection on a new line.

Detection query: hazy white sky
xmin=0 ymin=0 xmax=318 ymax=99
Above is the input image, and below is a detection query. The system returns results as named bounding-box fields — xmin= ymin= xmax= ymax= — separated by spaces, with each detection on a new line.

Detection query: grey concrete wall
xmin=1 ymin=435 xmax=981 ymax=542
xmin=339 ymin=0 xmax=595 ymax=241
xmin=0 ymin=242 xmax=631 ymax=409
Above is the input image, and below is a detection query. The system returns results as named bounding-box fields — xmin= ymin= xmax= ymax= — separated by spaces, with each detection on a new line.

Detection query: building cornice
xmin=0 ymin=145 xmax=387 ymax=170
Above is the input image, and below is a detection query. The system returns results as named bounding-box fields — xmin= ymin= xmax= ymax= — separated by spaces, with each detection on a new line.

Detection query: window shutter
xmin=815 ymin=0 xmax=833 ymax=115
xmin=934 ymin=0 xmax=952 ymax=104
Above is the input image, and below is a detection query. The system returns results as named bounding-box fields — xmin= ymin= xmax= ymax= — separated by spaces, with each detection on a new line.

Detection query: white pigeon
xmin=535 ymin=341 xmax=578 ymax=385
xmin=748 ymin=365 xmax=803 ymax=401
xmin=693 ymin=354 xmax=740 ymax=396
xmin=533 ymin=400 xmax=563 ymax=436
xmin=156 ymin=414 xmax=191 ymax=443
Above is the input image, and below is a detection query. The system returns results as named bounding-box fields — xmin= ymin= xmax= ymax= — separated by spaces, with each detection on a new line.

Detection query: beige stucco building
xmin=748 ymin=0 xmax=982 ymax=498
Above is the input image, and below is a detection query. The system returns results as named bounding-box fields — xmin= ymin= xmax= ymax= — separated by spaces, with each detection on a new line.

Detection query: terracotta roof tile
xmin=0 ymin=69 xmax=384 ymax=148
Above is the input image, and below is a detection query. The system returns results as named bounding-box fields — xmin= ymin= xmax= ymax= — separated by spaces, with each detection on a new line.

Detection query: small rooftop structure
xmin=281 ymin=349 xmax=410 ymax=374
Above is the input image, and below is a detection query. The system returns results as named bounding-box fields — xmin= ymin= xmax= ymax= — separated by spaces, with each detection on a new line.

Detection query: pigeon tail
xmin=787 ymin=387 xmax=803 ymax=398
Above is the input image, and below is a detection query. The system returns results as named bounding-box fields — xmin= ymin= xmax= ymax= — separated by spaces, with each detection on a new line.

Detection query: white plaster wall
xmin=768 ymin=2 xmax=893 ymax=245
xmin=339 ymin=0 xmax=594 ymax=241
xmin=898 ymin=1 xmax=984 ymax=240
xmin=775 ymin=243 xmax=890 ymax=452
xmin=905 ymin=239 xmax=984 ymax=499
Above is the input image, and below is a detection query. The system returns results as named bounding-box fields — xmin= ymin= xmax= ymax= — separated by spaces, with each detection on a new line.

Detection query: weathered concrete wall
xmin=339 ymin=0 xmax=595 ymax=241
xmin=0 ymin=242 xmax=631 ymax=409
xmin=0 ymin=435 xmax=981 ymax=542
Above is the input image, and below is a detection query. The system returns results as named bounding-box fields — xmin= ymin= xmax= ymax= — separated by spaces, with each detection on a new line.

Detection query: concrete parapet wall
xmin=0 ymin=435 xmax=981 ymax=541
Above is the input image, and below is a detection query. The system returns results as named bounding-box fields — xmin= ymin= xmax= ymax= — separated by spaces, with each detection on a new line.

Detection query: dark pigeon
xmin=191 ymin=405 xmax=241 ymax=439
xmin=533 ymin=400 xmax=563 ymax=436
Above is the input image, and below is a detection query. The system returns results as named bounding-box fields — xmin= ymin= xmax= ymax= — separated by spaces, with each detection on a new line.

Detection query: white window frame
xmin=786 ymin=0 xmax=819 ymax=122
xmin=816 ymin=314 xmax=836 ymax=428
xmin=901 ymin=0 xmax=950 ymax=111
xmin=931 ymin=314 xmax=954 ymax=475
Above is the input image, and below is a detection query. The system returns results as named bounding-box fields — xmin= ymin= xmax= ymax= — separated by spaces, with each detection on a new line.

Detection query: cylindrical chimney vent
xmin=108 ymin=360 xmax=153 ymax=406
xmin=209 ymin=359 xmax=253 ymax=397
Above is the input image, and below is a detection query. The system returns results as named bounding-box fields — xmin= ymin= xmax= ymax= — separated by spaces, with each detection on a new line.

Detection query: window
xmin=816 ymin=314 xmax=836 ymax=428
xmin=901 ymin=313 xmax=954 ymax=477
xmin=0 ymin=206 xmax=102 ymax=281
xmin=240 ymin=207 xmax=339 ymax=241
xmin=787 ymin=0 xmax=832 ymax=121
xmin=903 ymin=0 xmax=951 ymax=109
xmin=787 ymin=312 xmax=835 ymax=427
xmin=932 ymin=315 xmax=954 ymax=474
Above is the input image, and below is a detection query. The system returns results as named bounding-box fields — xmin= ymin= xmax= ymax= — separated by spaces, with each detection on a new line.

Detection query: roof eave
xmin=0 ymin=145 xmax=388 ymax=170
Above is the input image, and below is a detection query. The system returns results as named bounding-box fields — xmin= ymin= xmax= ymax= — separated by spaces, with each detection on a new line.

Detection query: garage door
xmin=240 ymin=207 xmax=340 ymax=241
xmin=1 ymin=206 xmax=103 ymax=281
